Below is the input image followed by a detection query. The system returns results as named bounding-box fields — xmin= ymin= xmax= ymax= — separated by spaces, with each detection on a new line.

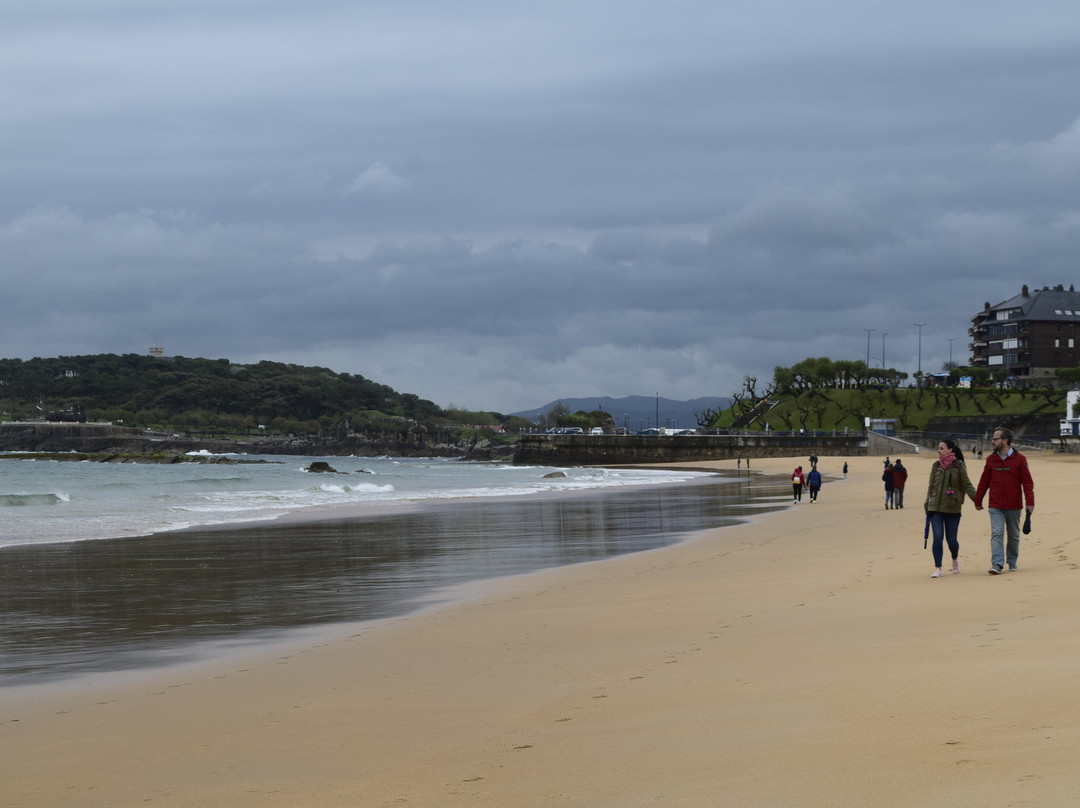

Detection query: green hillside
xmin=0 ymin=354 xmax=530 ymax=438
xmin=714 ymin=386 xmax=1068 ymax=433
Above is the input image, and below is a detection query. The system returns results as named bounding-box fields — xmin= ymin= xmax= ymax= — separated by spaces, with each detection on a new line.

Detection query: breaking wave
xmin=1 ymin=492 xmax=70 ymax=507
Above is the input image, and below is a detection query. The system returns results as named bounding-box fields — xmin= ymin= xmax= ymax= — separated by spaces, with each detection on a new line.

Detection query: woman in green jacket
xmin=924 ymin=439 xmax=978 ymax=578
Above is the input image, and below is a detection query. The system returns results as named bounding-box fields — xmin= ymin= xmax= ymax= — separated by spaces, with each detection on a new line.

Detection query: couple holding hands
xmin=924 ymin=427 xmax=1035 ymax=578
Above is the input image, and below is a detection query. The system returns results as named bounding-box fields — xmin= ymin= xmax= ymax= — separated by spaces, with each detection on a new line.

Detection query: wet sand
xmin=0 ymin=474 xmax=785 ymax=684
xmin=4 ymin=452 xmax=1080 ymax=807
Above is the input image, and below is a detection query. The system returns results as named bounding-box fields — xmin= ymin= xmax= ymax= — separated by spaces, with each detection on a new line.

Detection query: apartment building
xmin=970 ymin=284 xmax=1080 ymax=381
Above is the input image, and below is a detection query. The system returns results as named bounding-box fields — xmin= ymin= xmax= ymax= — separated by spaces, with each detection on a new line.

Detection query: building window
xmin=989 ymin=355 xmax=1003 ymax=365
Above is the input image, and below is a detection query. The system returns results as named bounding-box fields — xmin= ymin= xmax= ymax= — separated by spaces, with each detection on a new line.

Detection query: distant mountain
xmin=512 ymin=395 xmax=732 ymax=431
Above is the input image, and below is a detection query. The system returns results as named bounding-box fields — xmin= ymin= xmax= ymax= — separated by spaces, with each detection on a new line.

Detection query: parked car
xmin=590 ymin=427 xmax=604 ymax=435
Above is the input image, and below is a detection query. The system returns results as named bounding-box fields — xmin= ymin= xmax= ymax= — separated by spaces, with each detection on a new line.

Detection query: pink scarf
xmin=939 ymin=451 xmax=956 ymax=470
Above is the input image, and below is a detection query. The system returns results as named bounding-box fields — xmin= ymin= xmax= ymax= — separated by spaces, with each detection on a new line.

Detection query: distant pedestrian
xmin=924 ymin=439 xmax=978 ymax=578
xmin=882 ymin=464 xmax=895 ymax=510
xmin=891 ymin=459 xmax=908 ymax=509
xmin=791 ymin=466 xmax=806 ymax=503
xmin=843 ymin=461 xmax=848 ymax=479
xmin=807 ymin=466 xmax=822 ymax=502
xmin=974 ymin=427 xmax=1035 ymax=575
xmin=809 ymin=454 xmax=818 ymax=469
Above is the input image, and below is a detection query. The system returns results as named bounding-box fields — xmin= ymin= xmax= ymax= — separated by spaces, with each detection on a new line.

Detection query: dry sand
xmin=3 ymin=452 xmax=1078 ymax=807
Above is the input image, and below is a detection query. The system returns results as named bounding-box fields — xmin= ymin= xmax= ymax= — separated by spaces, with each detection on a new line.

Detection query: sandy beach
xmin=3 ymin=451 xmax=1078 ymax=807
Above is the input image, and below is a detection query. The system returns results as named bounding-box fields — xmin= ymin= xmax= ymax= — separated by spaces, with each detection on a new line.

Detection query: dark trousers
xmin=929 ymin=511 xmax=962 ymax=568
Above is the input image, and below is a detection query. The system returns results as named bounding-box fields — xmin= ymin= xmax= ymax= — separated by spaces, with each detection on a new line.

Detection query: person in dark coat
xmin=882 ymin=463 xmax=895 ymax=510
xmin=807 ymin=466 xmax=822 ymax=502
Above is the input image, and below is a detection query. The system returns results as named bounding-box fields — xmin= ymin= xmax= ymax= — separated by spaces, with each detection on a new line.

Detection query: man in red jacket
xmin=890 ymin=458 xmax=908 ymax=508
xmin=975 ymin=427 xmax=1035 ymax=574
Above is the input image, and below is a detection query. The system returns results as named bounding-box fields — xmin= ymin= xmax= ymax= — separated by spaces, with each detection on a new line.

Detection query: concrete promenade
xmin=514 ymin=431 xmax=872 ymax=465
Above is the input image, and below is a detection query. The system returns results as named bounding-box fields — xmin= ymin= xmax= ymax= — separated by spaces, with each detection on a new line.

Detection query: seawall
xmin=0 ymin=423 xmax=510 ymax=459
xmin=514 ymin=433 xmax=868 ymax=465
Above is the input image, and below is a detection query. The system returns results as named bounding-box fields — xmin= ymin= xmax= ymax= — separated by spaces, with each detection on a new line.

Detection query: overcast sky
xmin=4 ymin=2 xmax=1080 ymax=413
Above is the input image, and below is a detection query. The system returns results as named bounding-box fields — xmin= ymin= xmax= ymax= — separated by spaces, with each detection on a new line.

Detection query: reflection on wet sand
xmin=0 ymin=475 xmax=785 ymax=683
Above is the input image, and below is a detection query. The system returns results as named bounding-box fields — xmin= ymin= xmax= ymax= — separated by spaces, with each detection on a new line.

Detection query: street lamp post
xmin=863 ymin=328 xmax=875 ymax=366
xmin=882 ymin=332 xmax=887 ymax=369
xmin=914 ymin=323 xmax=926 ymax=376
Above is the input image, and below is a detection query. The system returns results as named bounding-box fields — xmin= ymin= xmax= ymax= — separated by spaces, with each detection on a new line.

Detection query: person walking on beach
xmin=882 ymin=463 xmax=895 ymax=510
xmin=807 ymin=466 xmax=822 ymax=502
xmin=843 ymin=461 xmax=848 ymax=479
xmin=791 ymin=466 xmax=806 ymax=503
xmin=974 ymin=427 xmax=1035 ymax=575
xmin=924 ymin=439 xmax=978 ymax=578
xmin=891 ymin=458 xmax=908 ymax=509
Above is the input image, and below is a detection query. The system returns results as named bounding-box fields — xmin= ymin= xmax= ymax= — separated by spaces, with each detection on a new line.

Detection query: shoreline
xmin=5 ymin=452 xmax=1080 ymax=806
xmin=1 ymin=470 xmax=785 ymax=688
xmin=0 ymin=458 xmax=721 ymax=550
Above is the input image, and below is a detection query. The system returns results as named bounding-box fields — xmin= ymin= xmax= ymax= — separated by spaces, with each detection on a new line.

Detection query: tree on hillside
xmin=723 ymin=375 xmax=776 ymax=427
xmin=773 ymin=357 xmax=900 ymax=394
xmin=695 ymin=406 xmax=723 ymax=427
xmin=1056 ymin=366 xmax=1080 ymax=387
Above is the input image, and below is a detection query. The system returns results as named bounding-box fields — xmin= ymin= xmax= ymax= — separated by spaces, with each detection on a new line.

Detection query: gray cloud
xmin=4 ymin=2 xmax=1080 ymax=411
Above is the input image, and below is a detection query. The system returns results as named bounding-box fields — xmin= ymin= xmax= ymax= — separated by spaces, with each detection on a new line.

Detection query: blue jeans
xmin=929 ymin=512 xmax=961 ymax=568
xmin=989 ymin=508 xmax=1022 ymax=569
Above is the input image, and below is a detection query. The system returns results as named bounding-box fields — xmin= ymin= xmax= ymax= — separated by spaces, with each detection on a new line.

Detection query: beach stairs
xmin=730 ymin=398 xmax=782 ymax=429
xmin=866 ymin=431 xmax=923 ymax=456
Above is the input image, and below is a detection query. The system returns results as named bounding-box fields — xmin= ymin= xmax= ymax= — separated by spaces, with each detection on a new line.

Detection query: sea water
xmin=0 ymin=453 xmax=789 ymax=685
xmin=0 ymin=452 xmax=713 ymax=548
